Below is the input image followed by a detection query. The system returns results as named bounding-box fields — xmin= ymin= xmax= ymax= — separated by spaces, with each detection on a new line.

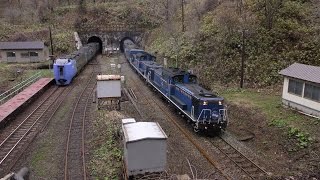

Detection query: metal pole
xmin=49 ymin=26 xmax=54 ymax=70
xmin=166 ymin=0 xmax=169 ymax=21
xmin=240 ymin=30 xmax=245 ymax=88
xmin=176 ymin=55 xmax=178 ymax=68
xmin=181 ymin=0 xmax=185 ymax=32
xmin=49 ymin=26 xmax=54 ymax=55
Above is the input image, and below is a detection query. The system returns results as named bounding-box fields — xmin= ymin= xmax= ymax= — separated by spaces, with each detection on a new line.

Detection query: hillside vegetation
xmin=0 ymin=0 xmax=319 ymax=87
xmin=147 ymin=0 xmax=320 ymax=88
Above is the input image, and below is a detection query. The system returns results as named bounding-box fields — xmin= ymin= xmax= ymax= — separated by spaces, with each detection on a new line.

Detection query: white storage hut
xmin=279 ymin=63 xmax=320 ymax=117
xmin=96 ymin=74 xmax=121 ymax=109
xmin=122 ymin=122 xmax=167 ymax=176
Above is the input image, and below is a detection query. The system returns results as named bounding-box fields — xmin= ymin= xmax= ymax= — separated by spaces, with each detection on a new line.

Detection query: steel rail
xmin=123 ymin=54 xmax=271 ymax=179
xmin=0 ymin=86 xmax=59 ymax=149
xmin=0 ymin=86 xmax=64 ymax=172
xmin=64 ymin=65 xmax=97 ymax=180
xmin=40 ymin=86 xmax=77 ymax=133
xmin=127 ymin=59 xmax=270 ymax=179
xmin=212 ymin=136 xmax=269 ymax=179
xmin=128 ymin=73 xmax=232 ymax=180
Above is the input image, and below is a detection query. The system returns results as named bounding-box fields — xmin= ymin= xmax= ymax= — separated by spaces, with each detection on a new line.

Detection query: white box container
xmin=122 ymin=122 xmax=167 ymax=176
xmin=96 ymin=75 xmax=121 ymax=98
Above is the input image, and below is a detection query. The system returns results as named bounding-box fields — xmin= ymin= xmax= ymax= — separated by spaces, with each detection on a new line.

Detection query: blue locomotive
xmin=53 ymin=42 xmax=99 ymax=85
xmin=123 ymin=40 xmax=228 ymax=133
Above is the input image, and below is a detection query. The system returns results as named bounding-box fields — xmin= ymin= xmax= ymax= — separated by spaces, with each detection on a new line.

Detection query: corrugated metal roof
xmin=123 ymin=122 xmax=167 ymax=143
xmin=96 ymin=75 xmax=121 ymax=81
xmin=121 ymin=118 xmax=136 ymax=125
xmin=279 ymin=63 xmax=320 ymax=84
xmin=0 ymin=41 xmax=45 ymax=50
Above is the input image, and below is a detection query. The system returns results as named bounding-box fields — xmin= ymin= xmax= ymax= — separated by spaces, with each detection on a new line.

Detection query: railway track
xmin=122 ymin=57 xmax=270 ymax=179
xmin=124 ymin=63 xmax=230 ymax=179
xmin=0 ymin=86 xmax=72 ymax=176
xmin=64 ymin=63 xmax=98 ymax=180
xmin=212 ymin=136 xmax=269 ymax=179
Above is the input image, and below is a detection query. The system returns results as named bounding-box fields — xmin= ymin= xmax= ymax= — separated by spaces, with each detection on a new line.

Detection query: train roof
xmin=141 ymin=61 xmax=162 ymax=68
xmin=123 ymin=122 xmax=167 ymax=143
xmin=130 ymin=49 xmax=145 ymax=52
xmin=96 ymin=75 xmax=121 ymax=81
xmin=54 ymin=58 xmax=72 ymax=65
xmin=153 ymin=66 xmax=164 ymax=75
xmin=154 ymin=67 xmax=191 ymax=78
xmin=136 ymin=53 xmax=156 ymax=62
xmin=176 ymin=83 xmax=222 ymax=100
xmin=162 ymin=67 xmax=190 ymax=77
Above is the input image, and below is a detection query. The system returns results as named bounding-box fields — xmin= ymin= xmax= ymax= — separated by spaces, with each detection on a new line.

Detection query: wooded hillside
xmin=146 ymin=0 xmax=320 ymax=87
xmin=1 ymin=0 xmax=319 ymax=87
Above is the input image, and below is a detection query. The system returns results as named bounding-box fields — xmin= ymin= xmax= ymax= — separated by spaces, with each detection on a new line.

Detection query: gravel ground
xmin=12 ymin=61 xmax=96 ymax=179
xmin=0 ymin=86 xmax=57 ymax=141
xmin=10 ymin=53 xmax=317 ymax=180
xmin=227 ymin=103 xmax=320 ymax=179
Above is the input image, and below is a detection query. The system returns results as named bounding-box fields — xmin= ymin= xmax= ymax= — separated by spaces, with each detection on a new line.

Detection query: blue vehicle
xmin=53 ymin=42 xmax=99 ymax=85
xmin=123 ymin=40 xmax=228 ymax=134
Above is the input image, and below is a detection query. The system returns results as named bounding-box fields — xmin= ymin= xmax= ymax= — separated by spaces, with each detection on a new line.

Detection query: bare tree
xmin=4 ymin=7 xmax=21 ymax=24
xmin=78 ymin=0 xmax=87 ymax=13
xmin=256 ymin=0 xmax=283 ymax=30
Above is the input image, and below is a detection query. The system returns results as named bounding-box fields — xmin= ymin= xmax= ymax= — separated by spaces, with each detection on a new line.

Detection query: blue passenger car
xmin=127 ymin=49 xmax=156 ymax=75
xmin=53 ymin=42 xmax=99 ymax=85
xmin=53 ymin=58 xmax=77 ymax=85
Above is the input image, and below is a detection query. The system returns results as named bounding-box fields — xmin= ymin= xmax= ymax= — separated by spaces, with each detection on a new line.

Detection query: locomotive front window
xmin=188 ymin=75 xmax=197 ymax=83
xmin=199 ymin=93 xmax=217 ymax=98
xmin=140 ymin=55 xmax=146 ymax=61
xmin=173 ymin=75 xmax=184 ymax=83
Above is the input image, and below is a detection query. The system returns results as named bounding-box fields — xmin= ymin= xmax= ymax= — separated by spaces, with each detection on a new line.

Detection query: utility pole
xmin=181 ymin=0 xmax=185 ymax=32
xmin=239 ymin=0 xmax=246 ymax=88
xmin=240 ymin=29 xmax=245 ymax=88
xmin=166 ymin=0 xmax=169 ymax=22
xmin=49 ymin=26 xmax=54 ymax=56
xmin=49 ymin=26 xmax=54 ymax=70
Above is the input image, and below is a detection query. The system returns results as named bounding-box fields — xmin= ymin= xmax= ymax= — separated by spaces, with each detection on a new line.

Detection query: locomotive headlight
xmin=219 ymin=101 xmax=222 ymax=105
xmin=203 ymin=101 xmax=208 ymax=105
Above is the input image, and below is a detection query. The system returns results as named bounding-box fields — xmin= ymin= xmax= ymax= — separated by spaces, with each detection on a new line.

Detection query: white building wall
xmin=282 ymin=77 xmax=320 ymax=117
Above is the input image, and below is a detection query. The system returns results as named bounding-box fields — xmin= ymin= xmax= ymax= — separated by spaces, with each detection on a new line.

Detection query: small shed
xmin=279 ymin=63 xmax=320 ymax=117
xmin=122 ymin=122 xmax=167 ymax=176
xmin=96 ymin=74 xmax=121 ymax=110
xmin=0 ymin=41 xmax=49 ymax=63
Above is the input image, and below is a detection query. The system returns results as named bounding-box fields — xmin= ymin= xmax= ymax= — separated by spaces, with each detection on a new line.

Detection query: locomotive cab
xmin=53 ymin=58 xmax=77 ymax=85
xmin=191 ymin=92 xmax=228 ymax=132
xmin=172 ymin=73 xmax=197 ymax=84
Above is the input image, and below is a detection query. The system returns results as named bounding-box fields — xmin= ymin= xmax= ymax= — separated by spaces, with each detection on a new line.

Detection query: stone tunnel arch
xmin=88 ymin=36 xmax=103 ymax=53
xmin=119 ymin=37 xmax=136 ymax=53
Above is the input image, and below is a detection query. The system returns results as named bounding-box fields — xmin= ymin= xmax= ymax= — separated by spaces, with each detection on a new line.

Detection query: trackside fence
xmin=0 ymin=72 xmax=42 ymax=105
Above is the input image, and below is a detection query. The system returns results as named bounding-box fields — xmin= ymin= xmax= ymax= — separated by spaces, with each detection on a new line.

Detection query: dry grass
xmin=89 ymin=110 xmax=124 ymax=179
